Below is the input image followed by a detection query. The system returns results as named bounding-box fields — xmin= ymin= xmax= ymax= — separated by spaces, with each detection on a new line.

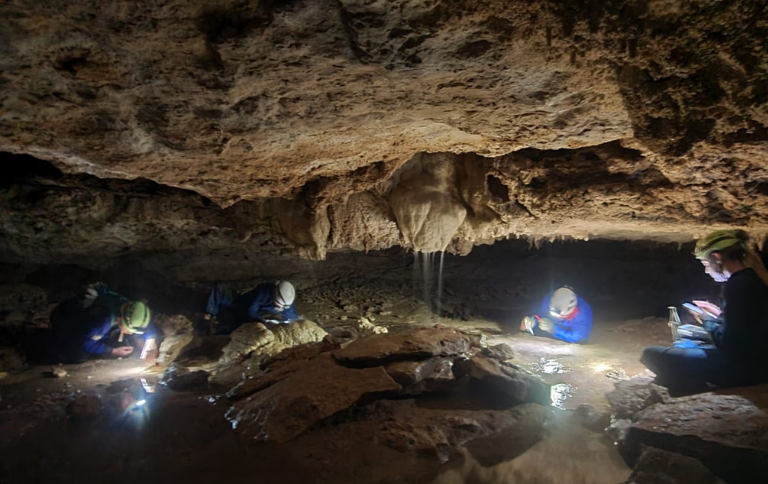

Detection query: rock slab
xmin=459 ymin=354 xmax=551 ymax=407
xmin=622 ymin=447 xmax=725 ymax=484
xmin=333 ymin=327 xmax=472 ymax=366
xmin=226 ymin=353 xmax=401 ymax=443
xmin=385 ymin=357 xmax=455 ymax=394
xmin=626 ymin=385 xmax=768 ymax=484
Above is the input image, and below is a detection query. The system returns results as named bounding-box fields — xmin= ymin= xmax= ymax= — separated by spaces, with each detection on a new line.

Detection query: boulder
xmin=219 ymin=323 xmax=275 ymax=365
xmin=156 ymin=314 xmax=197 ymax=364
xmin=626 ymin=385 xmax=768 ymax=483
xmin=606 ymin=376 xmax=670 ymax=420
xmin=159 ymin=363 xmax=210 ymax=391
xmin=622 ymin=447 xmax=725 ymax=484
xmin=219 ymin=319 xmax=328 ymax=366
xmin=333 ymin=327 xmax=472 ymax=367
xmin=385 ymin=357 xmax=455 ymax=394
xmin=270 ymin=319 xmax=328 ymax=347
xmin=458 ymin=354 xmax=551 ymax=407
xmin=226 ymin=353 xmax=401 ymax=443
xmin=482 ymin=343 xmax=514 ymax=361
xmin=574 ymin=404 xmax=611 ymax=433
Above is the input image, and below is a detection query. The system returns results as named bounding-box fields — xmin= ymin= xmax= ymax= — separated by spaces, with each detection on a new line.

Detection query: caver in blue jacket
xmin=530 ymin=291 xmax=593 ymax=343
xmin=205 ymin=281 xmax=298 ymax=333
xmin=52 ymin=284 xmax=158 ymax=361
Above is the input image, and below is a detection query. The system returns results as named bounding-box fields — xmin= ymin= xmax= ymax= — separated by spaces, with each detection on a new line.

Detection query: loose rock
xmin=606 ymin=376 xmax=669 ymax=420
xmin=457 ymin=354 xmax=551 ymax=407
xmin=622 ymin=447 xmax=725 ymax=484
xmin=48 ymin=366 xmax=68 ymax=378
xmin=385 ymin=357 xmax=454 ymax=394
xmin=354 ymin=316 xmax=388 ymax=337
xmin=482 ymin=343 xmax=515 ymax=361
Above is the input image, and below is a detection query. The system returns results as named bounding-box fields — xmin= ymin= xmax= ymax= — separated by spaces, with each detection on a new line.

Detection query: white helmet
xmin=275 ymin=281 xmax=296 ymax=309
xmin=549 ymin=287 xmax=577 ymax=319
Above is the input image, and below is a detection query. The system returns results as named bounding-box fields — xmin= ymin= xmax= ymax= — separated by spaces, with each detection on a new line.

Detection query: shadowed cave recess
xmin=2 ymin=1 xmax=768 ymax=483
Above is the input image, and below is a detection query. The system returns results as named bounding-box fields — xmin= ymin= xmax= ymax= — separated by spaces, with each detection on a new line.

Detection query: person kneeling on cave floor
xmin=641 ymin=229 xmax=768 ymax=392
xmin=50 ymin=283 xmax=159 ymax=363
xmin=519 ymin=286 xmax=593 ymax=343
xmin=203 ymin=280 xmax=298 ymax=334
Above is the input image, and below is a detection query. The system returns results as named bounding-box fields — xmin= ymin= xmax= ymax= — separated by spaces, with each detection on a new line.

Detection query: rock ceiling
xmin=1 ymin=0 xmax=768 ymax=266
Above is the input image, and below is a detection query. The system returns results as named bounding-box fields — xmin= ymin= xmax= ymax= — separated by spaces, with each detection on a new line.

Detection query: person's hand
xmin=112 ymin=347 xmax=134 ymax=358
xmin=692 ymin=300 xmax=722 ymax=318
xmin=520 ymin=316 xmax=535 ymax=334
xmin=535 ymin=316 xmax=554 ymax=333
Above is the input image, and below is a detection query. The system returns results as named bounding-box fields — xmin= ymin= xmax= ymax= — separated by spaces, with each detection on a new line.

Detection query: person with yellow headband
xmin=641 ymin=229 xmax=768 ymax=391
xmin=51 ymin=283 xmax=158 ymax=362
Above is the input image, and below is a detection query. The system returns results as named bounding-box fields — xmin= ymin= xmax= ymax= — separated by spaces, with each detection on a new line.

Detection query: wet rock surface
xmin=160 ymin=363 xmax=210 ymax=391
xmin=65 ymin=394 xmax=103 ymax=419
xmin=457 ymin=354 xmax=551 ymax=407
xmin=606 ymin=376 xmax=670 ymax=420
xmin=226 ymin=353 xmax=402 ymax=443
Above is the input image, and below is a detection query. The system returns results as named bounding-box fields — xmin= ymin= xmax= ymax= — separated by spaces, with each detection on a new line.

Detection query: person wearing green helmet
xmin=51 ymin=283 xmax=159 ymax=362
xmin=641 ymin=229 xmax=768 ymax=391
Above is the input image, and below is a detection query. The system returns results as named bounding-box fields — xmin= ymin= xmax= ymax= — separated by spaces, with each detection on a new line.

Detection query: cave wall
xmin=1 ymin=1 xmax=768 ymax=262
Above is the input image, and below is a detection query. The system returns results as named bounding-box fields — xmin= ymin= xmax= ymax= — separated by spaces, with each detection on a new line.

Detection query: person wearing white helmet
xmin=520 ymin=287 xmax=593 ymax=343
xmin=204 ymin=280 xmax=298 ymax=333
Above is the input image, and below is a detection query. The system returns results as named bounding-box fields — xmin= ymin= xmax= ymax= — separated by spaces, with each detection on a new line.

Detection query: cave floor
xmin=0 ymin=312 xmax=671 ymax=484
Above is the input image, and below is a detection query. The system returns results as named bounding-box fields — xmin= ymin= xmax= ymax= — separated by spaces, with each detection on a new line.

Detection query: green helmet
xmin=694 ymin=229 xmax=746 ymax=260
xmin=120 ymin=301 xmax=151 ymax=334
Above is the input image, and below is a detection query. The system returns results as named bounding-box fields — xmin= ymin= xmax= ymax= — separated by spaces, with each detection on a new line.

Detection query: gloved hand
xmin=535 ymin=316 xmax=554 ymax=333
xmin=520 ymin=316 xmax=536 ymax=335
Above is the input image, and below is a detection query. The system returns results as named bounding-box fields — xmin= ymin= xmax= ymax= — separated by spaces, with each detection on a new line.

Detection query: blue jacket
xmin=206 ymin=282 xmax=298 ymax=323
xmin=81 ymin=313 xmax=157 ymax=355
xmin=534 ymin=292 xmax=593 ymax=343
xmin=242 ymin=283 xmax=298 ymax=322
xmin=82 ymin=285 xmax=157 ymax=355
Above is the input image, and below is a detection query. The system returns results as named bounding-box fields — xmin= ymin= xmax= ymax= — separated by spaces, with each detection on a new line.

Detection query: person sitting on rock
xmin=520 ymin=287 xmax=592 ymax=343
xmin=641 ymin=229 xmax=768 ymax=391
xmin=203 ymin=280 xmax=298 ymax=334
xmin=51 ymin=283 xmax=158 ymax=363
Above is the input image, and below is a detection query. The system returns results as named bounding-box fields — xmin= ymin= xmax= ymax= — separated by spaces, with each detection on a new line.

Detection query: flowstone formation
xmin=2 ymin=1 xmax=768 ymax=268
